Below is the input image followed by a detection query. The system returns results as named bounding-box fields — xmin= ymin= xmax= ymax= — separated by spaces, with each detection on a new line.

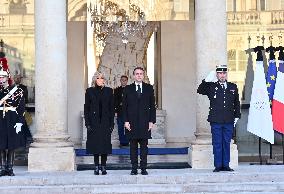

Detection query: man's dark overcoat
xmin=122 ymin=82 xmax=156 ymax=140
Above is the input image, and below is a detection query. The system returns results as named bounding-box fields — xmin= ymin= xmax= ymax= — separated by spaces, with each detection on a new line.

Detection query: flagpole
xmin=276 ymin=45 xmax=284 ymax=165
xmin=249 ymin=39 xmax=275 ymax=164
xmin=270 ymin=144 xmax=272 ymax=160
xmin=259 ymin=137 xmax=262 ymax=164
xmin=253 ymin=45 xmax=265 ymax=165
xmin=248 ymin=35 xmax=274 ymax=165
xmin=282 ymin=134 xmax=284 ymax=164
xmin=266 ymin=41 xmax=277 ymax=162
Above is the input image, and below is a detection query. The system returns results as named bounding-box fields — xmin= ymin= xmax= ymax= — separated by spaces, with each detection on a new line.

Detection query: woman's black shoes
xmin=94 ymin=166 xmax=100 ymax=175
xmin=101 ymin=166 xmax=107 ymax=175
xmin=94 ymin=165 xmax=107 ymax=175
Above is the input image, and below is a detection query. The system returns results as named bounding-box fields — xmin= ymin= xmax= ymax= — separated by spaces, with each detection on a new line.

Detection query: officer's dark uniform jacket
xmin=0 ymin=85 xmax=25 ymax=149
xmin=197 ymin=80 xmax=241 ymax=123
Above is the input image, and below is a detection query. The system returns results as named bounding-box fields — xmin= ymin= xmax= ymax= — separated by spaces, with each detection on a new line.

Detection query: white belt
xmin=0 ymin=107 xmax=16 ymax=111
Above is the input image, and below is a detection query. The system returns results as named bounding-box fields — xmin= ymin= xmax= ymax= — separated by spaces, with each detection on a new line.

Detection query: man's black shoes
xmin=130 ymin=169 xmax=138 ymax=175
xmin=141 ymin=169 xmax=148 ymax=175
xmin=0 ymin=169 xmax=6 ymax=176
xmin=6 ymin=168 xmax=15 ymax=176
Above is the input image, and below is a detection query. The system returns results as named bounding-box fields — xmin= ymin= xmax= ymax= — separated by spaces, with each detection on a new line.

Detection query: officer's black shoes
xmin=130 ymin=169 xmax=138 ymax=175
xmin=101 ymin=166 xmax=107 ymax=175
xmin=213 ymin=167 xmax=222 ymax=172
xmin=222 ymin=166 xmax=234 ymax=172
xmin=213 ymin=167 xmax=234 ymax=172
xmin=94 ymin=166 xmax=100 ymax=175
xmin=6 ymin=168 xmax=15 ymax=176
xmin=141 ymin=169 xmax=148 ymax=175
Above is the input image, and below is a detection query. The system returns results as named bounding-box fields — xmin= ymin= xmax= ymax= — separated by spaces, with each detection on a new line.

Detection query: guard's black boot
xmin=101 ymin=166 xmax=107 ymax=175
xmin=0 ymin=150 xmax=6 ymax=176
xmin=6 ymin=150 xmax=15 ymax=176
xmin=94 ymin=165 xmax=99 ymax=175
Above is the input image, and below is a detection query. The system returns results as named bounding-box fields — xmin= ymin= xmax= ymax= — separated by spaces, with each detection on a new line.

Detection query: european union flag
xmin=266 ymin=59 xmax=277 ymax=105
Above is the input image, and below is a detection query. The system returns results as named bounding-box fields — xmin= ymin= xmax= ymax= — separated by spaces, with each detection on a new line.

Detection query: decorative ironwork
xmin=88 ymin=0 xmax=147 ymax=44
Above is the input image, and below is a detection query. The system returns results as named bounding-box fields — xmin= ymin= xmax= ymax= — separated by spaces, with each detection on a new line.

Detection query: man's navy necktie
xmin=137 ymin=84 xmax=141 ymax=97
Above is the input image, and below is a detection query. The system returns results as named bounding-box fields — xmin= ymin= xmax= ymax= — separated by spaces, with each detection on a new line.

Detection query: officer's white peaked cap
xmin=216 ymin=65 xmax=228 ymax=72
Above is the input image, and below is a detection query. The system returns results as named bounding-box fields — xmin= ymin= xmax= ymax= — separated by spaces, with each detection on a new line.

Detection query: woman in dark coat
xmin=84 ymin=71 xmax=114 ymax=175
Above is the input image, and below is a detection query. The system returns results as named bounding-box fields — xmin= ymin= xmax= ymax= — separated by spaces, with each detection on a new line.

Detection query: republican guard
xmin=0 ymin=45 xmax=25 ymax=176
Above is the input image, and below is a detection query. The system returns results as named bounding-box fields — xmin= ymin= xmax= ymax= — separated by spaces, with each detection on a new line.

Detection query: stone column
xmin=188 ymin=0 xmax=238 ymax=169
xmin=28 ymin=0 xmax=75 ymax=171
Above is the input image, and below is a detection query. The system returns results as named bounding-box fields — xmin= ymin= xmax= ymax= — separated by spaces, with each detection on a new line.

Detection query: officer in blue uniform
xmin=197 ymin=65 xmax=241 ymax=172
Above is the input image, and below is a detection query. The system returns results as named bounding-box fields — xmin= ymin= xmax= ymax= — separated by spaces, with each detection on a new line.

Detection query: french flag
xmin=272 ymin=60 xmax=284 ymax=134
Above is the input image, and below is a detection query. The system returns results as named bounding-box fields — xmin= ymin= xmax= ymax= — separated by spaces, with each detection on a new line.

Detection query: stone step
xmin=2 ymin=166 xmax=284 ymax=194
xmin=1 ymin=182 xmax=284 ymax=194
xmin=1 ymin=170 xmax=284 ymax=186
xmin=76 ymin=154 xmax=189 ymax=165
xmin=185 ymin=182 xmax=284 ymax=193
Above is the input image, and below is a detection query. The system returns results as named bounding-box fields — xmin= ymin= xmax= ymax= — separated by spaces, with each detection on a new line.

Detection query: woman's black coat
xmin=84 ymin=86 xmax=114 ymax=154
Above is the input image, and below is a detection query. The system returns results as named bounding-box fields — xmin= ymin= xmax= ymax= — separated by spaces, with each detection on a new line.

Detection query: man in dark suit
xmin=197 ymin=65 xmax=241 ymax=172
xmin=114 ymin=75 xmax=129 ymax=146
xmin=122 ymin=67 xmax=156 ymax=175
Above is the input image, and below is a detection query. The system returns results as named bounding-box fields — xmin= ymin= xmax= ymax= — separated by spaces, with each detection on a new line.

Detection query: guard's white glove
xmin=205 ymin=70 xmax=218 ymax=82
xmin=14 ymin=123 xmax=23 ymax=134
xmin=234 ymin=118 xmax=239 ymax=128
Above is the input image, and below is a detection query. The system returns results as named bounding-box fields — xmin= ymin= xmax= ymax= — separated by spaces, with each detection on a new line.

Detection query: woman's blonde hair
xmin=91 ymin=71 xmax=105 ymax=87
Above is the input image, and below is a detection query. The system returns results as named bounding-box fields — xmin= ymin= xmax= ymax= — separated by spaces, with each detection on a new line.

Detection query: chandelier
xmin=87 ymin=0 xmax=147 ymax=44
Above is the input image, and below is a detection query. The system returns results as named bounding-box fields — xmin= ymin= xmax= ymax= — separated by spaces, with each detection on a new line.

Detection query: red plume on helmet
xmin=0 ymin=39 xmax=13 ymax=86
